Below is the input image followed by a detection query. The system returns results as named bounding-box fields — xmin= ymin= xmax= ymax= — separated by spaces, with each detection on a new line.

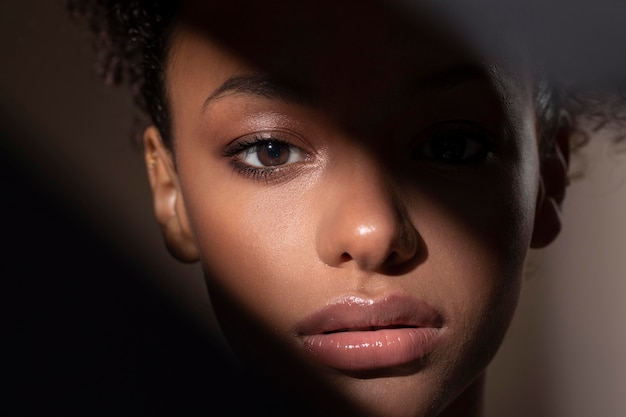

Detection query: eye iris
xmin=431 ymin=134 xmax=467 ymax=161
xmin=257 ymin=141 xmax=290 ymax=166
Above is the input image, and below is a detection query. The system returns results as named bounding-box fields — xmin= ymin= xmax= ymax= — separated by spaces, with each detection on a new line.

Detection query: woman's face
xmin=149 ymin=9 xmax=553 ymax=417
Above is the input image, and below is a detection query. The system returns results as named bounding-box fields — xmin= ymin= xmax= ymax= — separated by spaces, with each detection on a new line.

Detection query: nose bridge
xmin=316 ymin=151 xmax=418 ymax=272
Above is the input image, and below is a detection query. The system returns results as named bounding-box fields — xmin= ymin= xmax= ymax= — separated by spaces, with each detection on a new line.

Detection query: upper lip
xmin=295 ymin=294 xmax=444 ymax=336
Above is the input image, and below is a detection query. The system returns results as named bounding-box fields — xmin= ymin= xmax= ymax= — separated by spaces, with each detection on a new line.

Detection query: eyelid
xmin=410 ymin=120 xmax=496 ymax=164
xmin=222 ymin=129 xmax=312 ymax=158
xmin=222 ymin=129 xmax=316 ymax=183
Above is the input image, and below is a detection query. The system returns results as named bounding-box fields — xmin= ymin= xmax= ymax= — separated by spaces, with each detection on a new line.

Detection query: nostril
xmin=339 ymin=252 xmax=352 ymax=262
xmin=384 ymin=251 xmax=401 ymax=266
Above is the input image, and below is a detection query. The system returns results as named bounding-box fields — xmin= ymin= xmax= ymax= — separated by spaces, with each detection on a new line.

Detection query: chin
xmin=286 ymin=360 xmax=476 ymax=417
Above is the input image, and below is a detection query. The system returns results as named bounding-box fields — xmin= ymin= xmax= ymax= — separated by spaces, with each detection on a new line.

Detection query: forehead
xmin=166 ymin=1 xmax=533 ymax=137
xmin=173 ymin=1 xmax=478 ymax=86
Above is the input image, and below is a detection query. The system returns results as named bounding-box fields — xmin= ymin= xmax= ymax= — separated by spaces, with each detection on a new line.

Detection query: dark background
xmin=1 ymin=1 xmax=243 ymax=415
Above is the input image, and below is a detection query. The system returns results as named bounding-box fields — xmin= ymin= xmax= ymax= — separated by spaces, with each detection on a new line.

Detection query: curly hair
xmin=67 ymin=0 xmax=180 ymax=146
xmin=66 ymin=0 xmax=625 ymax=153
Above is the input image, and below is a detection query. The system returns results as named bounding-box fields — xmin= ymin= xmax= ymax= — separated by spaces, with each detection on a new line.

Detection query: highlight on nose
xmin=357 ymin=225 xmax=375 ymax=236
xmin=314 ymin=149 xmax=423 ymax=274
xmin=352 ymin=222 xmax=417 ymax=272
xmin=317 ymin=202 xmax=420 ymax=273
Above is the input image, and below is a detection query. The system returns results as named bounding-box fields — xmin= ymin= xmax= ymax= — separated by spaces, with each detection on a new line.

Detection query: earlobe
xmin=530 ymin=112 xmax=571 ymax=249
xmin=144 ymin=126 xmax=200 ymax=263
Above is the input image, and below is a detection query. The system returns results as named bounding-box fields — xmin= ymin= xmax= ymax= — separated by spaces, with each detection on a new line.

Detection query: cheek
xmin=433 ymin=144 xmax=540 ymax=367
xmin=179 ymin=169 xmax=321 ymax=331
xmin=396 ymin=172 xmax=537 ymax=405
xmin=417 ymin=189 xmax=526 ymax=319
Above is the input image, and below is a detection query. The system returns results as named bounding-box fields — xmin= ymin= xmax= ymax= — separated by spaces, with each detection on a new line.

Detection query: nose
xmin=316 ymin=158 xmax=420 ymax=274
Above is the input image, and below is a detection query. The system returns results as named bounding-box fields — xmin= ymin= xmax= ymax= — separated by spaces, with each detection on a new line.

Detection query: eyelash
xmin=223 ymin=134 xmax=309 ymax=182
xmin=410 ymin=122 xmax=495 ymax=166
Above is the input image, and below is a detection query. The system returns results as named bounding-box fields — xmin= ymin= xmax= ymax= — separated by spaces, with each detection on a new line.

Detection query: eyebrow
xmin=201 ymin=65 xmax=490 ymax=112
xmin=201 ymin=74 xmax=313 ymax=112
xmin=408 ymin=65 xmax=491 ymax=96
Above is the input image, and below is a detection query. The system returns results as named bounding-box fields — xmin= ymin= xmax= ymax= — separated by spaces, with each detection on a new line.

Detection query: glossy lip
xmin=296 ymin=295 xmax=444 ymax=372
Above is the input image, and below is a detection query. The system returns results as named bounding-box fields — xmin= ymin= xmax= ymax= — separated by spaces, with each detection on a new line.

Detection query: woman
xmin=67 ymin=1 xmax=616 ymax=416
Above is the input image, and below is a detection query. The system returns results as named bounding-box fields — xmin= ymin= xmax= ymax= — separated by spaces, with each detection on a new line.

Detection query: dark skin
xmin=142 ymin=2 xmax=569 ymax=416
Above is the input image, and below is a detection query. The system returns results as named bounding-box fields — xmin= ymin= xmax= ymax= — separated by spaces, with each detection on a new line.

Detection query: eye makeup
xmin=222 ymin=131 xmax=313 ymax=183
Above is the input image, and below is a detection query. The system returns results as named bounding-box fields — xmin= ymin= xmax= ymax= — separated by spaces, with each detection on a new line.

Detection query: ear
xmin=144 ymin=126 xmax=200 ymax=263
xmin=530 ymin=112 xmax=571 ymax=248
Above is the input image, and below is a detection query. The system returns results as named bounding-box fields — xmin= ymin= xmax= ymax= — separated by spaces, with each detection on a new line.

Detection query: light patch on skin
xmin=356 ymin=225 xmax=376 ymax=236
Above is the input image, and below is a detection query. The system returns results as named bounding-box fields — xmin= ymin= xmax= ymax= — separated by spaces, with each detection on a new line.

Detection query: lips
xmin=296 ymin=295 xmax=444 ymax=372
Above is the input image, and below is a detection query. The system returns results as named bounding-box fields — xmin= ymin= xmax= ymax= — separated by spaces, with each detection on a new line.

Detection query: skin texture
xmin=143 ymin=9 xmax=569 ymax=417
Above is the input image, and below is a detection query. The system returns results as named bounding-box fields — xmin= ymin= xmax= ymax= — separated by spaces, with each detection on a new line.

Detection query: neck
xmin=439 ymin=374 xmax=485 ymax=417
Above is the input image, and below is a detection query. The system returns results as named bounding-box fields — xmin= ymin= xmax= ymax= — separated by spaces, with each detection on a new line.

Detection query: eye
xmin=411 ymin=123 xmax=494 ymax=164
xmin=236 ymin=139 xmax=307 ymax=168
xmin=222 ymin=132 xmax=312 ymax=182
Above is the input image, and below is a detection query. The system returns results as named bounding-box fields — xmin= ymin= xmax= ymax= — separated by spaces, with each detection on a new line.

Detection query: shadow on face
xmin=144 ymin=2 xmax=566 ymax=416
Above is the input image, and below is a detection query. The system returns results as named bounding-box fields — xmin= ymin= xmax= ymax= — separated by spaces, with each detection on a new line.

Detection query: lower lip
xmin=301 ymin=327 xmax=442 ymax=371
